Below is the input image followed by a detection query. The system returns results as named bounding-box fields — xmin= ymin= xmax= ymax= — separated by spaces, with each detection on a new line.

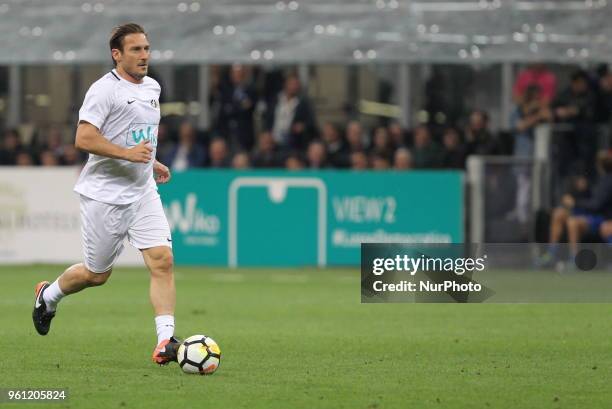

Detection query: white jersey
xmin=74 ymin=69 xmax=161 ymax=205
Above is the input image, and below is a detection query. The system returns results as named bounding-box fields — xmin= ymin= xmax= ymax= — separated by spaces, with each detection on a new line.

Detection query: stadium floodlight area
xmin=1 ymin=0 xmax=612 ymax=64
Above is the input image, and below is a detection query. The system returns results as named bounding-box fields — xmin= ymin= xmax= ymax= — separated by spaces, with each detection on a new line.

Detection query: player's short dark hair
xmin=109 ymin=23 xmax=147 ymax=66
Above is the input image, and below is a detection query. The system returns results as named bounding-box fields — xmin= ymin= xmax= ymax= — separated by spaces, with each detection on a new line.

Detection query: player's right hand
xmin=125 ymin=140 xmax=153 ymax=163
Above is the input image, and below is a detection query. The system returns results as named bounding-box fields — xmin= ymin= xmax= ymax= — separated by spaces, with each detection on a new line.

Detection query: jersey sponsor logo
xmin=151 ymin=99 xmax=158 ymax=108
xmin=126 ymin=123 xmax=158 ymax=147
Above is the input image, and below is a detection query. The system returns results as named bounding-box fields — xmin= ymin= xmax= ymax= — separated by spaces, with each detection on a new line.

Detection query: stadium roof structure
xmin=0 ymin=0 xmax=610 ymax=64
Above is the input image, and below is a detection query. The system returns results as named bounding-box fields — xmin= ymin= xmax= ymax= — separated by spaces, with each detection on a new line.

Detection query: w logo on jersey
xmin=127 ymin=124 xmax=158 ymax=147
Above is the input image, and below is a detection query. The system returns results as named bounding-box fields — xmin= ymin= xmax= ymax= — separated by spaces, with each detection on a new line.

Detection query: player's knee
xmin=86 ymin=270 xmax=111 ymax=286
xmin=151 ymin=248 xmax=174 ymax=274
xmin=552 ymin=207 xmax=566 ymax=222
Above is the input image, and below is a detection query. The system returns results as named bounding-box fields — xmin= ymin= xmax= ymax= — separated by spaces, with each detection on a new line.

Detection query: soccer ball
xmin=177 ymin=335 xmax=221 ymax=375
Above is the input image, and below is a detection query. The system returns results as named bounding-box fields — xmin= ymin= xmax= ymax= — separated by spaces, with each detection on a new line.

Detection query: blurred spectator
xmin=61 ymin=144 xmax=81 ymax=166
xmin=265 ymin=74 xmax=317 ymax=151
xmin=155 ymin=122 xmax=175 ymax=163
xmin=552 ymin=69 xmax=597 ymax=178
xmin=393 ymin=148 xmax=413 ymax=170
xmin=464 ymin=110 xmax=499 ymax=156
xmin=553 ymin=70 xmax=595 ymax=123
xmin=164 ymin=122 xmax=206 ymax=170
xmin=370 ymin=126 xmax=393 ymax=162
xmin=412 ymin=126 xmax=442 ymax=168
xmin=0 ymin=129 xmax=22 ymax=165
xmin=511 ymin=85 xmax=552 ymax=157
xmin=509 ymin=86 xmax=551 ymax=223
xmin=208 ymin=137 xmax=230 ymax=168
xmin=39 ymin=150 xmax=59 ymax=166
xmin=251 ymin=131 xmax=281 ymax=168
xmin=345 ymin=120 xmax=367 ymax=153
xmin=321 ymin=122 xmax=347 ymax=167
xmin=285 ymin=153 xmax=305 ymax=170
xmin=350 ymin=151 xmax=368 ymax=170
xmin=513 ymin=63 xmax=557 ymax=104
xmin=595 ymin=69 xmax=612 ymax=123
xmin=537 ymin=173 xmax=592 ymax=268
xmin=45 ymin=127 xmax=64 ymax=154
xmin=306 ymin=140 xmax=328 ymax=169
xmin=600 ymin=220 xmax=612 ymax=245
xmin=371 ymin=153 xmax=390 ymax=170
xmin=561 ymin=151 xmax=612 ymax=265
xmin=440 ymin=127 xmax=466 ymax=169
xmin=388 ymin=121 xmax=407 ymax=149
xmin=212 ymin=64 xmax=257 ymax=151
xmin=231 ymin=152 xmax=251 ymax=169
xmin=16 ymin=151 xmax=33 ymax=166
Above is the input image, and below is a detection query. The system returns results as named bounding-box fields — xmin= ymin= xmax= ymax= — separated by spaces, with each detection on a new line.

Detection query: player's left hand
xmin=154 ymin=161 xmax=171 ymax=184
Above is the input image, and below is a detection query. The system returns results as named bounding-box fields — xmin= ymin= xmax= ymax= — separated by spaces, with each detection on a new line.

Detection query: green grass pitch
xmin=2 ymin=265 xmax=612 ymax=408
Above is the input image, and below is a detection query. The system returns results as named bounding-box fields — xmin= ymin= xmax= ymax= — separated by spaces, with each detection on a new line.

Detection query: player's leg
xmin=142 ymin=246 xmax=175 ymax=317
xmin=537 ymin=206 xmax=570 ymax=267
xmin=566 ymin=215 xmax=589 ymax=259
xmin=33 ymin=196 xmax=128 ymax=335
xmin=126 ymin=190 xmax=180 ymax=364
xmin=550 ymin=207 xmax=570 ymax=245
xmin=600 ymin=220 xmax=612 ymax=243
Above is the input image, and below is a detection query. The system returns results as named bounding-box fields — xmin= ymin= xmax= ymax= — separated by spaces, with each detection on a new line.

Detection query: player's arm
xmin=75 ymin=121 xmax=152 ymax=163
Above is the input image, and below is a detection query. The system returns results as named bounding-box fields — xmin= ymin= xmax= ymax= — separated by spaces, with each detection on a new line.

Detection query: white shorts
xmin=79 ymin=189 xmax=172 ymax=273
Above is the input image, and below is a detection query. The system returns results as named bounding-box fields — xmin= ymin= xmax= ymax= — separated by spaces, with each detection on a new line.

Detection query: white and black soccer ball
xmin=177 ymin=335 xmax=221 ymax=375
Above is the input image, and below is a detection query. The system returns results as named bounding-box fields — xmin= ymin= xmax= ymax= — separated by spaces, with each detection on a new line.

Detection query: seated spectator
xmin=251 ymin=131 xmax=281 ymax=168
xmin=155 ymin=122 xmax=175 ymax=164
xmin=393 ymin=148 xmax=413 ymax=170
xmin=265 ymin=73 xmax=317 ymax=151
xmin=388 ymin=121 xmax=407 ymax=149
xmin=345 ymin=120 xmax=367 ymax=153
xmin=61 ymin=144 xmax=82 ymax=165
xmin=412 ymin=126 xmax=442 ymax=168
xmin=0 ymin=129 xmax=22 ymax=165
xmin=208 ymin=137 xmax=230 ymax=168
xmin=350 ymin=151 xmax=368 ymax=170
xmin=306 ymin=140 xmax=328 ymax=169
xmin=370 ymin=126 xmax=393 ymax=162
xmin=600 ymin=220 xmax=612 ymax=245
xmin=554 ymin=151 xmax=612 ymax=268
xmin=231 ymin=152 xmax=251 ymax=169
xmin=536 ymin=173 xmax=591 ymax=268
xmin=16 ymin=151 xmax=34 ymax=166
xmin=39 ymin=150 xmax=59 ymax=166
xmin=440 ymin=127 xmax=466 ymax=169
xmin=371 ymin=153 xmax=390 ymax=170
xmin=285 ymin=152 xmax=305 ymax=170
xmin=464 ymin=110 xmax=499 ymax=156
xmin=164 ymin=122 xmax=206 ymax=170
xmin=321 ymin=122 xmax=347 ymax=167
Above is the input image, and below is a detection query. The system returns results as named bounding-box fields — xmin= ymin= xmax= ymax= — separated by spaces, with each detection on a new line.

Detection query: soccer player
xmin=32 ymin=23 xmax=180 ymax=366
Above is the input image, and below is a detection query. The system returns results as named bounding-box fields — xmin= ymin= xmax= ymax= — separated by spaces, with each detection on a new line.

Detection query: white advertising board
xmin=0 ymin=167 xmax=143 ymax=266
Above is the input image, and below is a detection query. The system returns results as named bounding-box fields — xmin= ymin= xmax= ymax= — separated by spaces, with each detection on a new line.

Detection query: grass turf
xmin=1 ymin=264 xmax=611 ymax=408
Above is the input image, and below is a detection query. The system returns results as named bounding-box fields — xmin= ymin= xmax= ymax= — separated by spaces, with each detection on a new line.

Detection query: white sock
xmin=155 ymin=315 xmax=175 ymax=344
xmin=42 ymin=280 xmax=65 ymax=312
